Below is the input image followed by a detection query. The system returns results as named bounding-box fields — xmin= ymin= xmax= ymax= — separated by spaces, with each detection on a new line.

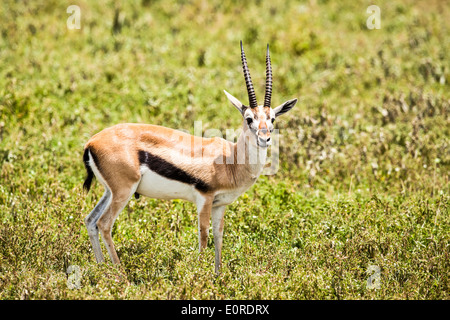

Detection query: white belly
xmin=212 ymin=187 xmax=249 ymax=207
xmin=136 ymin=166 xmax=197 ymax=202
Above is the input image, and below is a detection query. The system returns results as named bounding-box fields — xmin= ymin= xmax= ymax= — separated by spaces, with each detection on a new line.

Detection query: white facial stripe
xmin=244 ymin=108 xmax=254 ymax=119
xmin=245 ymin=105 xmax=275 ymax=133
xmin=269 ymin=109 xmax=275 ymax=120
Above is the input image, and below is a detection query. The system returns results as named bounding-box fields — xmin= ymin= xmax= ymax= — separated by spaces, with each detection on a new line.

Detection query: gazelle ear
xmin=224 ymin=90 xmax=246 ymax=115
xmin=273 ymin=98 xmax=298 ymax=117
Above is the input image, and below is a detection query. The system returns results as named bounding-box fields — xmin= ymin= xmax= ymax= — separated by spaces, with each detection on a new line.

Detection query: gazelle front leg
xmin=196 ymin=195 xmax=213 ymax=252
xmin=212 ymin=205 xmax=226 ymax=275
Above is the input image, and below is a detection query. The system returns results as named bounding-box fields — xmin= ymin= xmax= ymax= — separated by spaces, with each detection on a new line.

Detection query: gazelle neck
xmin=234 ymin=120 xmax=268 ymax=179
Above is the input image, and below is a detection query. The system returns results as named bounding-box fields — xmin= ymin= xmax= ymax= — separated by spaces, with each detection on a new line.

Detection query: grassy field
xmin=0 ymin=0 xmax=449 ymax=300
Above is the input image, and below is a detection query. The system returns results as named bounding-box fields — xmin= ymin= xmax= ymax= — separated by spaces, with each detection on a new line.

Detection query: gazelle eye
xmin=271 ymin=118 xmax=275 ymax=123
xmin=246 ymin=118 xmax=253 ymax=125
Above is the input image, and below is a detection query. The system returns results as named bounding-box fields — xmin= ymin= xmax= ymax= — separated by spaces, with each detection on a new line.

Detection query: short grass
xmin=0 ymin=0 xmax=449 ymax=299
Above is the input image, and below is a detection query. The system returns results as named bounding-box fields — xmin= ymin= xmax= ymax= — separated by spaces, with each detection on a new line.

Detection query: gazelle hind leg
xmin=96 ymin=183 xmax=139 ymax=264
xmin=84 ymin=189 xmax=112 ymax=263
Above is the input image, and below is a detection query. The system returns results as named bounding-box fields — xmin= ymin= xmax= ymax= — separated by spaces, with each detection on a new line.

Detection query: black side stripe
xmin=138 ymin=150 xmax=210 ymax=193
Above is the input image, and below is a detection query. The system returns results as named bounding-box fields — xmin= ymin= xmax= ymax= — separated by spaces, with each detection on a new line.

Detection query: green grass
xmin=0 ymin=0 xmax=449 ymax=299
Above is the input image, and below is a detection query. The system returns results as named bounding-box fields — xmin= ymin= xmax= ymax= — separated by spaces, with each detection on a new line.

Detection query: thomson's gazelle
xmin=83 ymin=41 xmax=297 ymax=274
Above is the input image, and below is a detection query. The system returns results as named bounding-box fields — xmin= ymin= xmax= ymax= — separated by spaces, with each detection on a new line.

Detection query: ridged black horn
xmin=264 ymin=44 xmax=272 ymax=109
xmin=240 ymin=41 xmax=258 ymax=109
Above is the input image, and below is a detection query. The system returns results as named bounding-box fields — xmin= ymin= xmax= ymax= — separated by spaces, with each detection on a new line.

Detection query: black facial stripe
xmin=138 ymin=150 xmax=211 ymax=193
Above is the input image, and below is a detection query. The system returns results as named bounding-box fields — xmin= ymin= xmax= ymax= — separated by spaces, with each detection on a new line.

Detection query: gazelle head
xmin=224 ymin=41 xmax=298 ymax=148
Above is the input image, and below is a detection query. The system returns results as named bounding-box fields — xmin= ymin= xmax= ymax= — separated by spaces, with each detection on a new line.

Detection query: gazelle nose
xmin=258 ymin=135 xmax=271 ymax=147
